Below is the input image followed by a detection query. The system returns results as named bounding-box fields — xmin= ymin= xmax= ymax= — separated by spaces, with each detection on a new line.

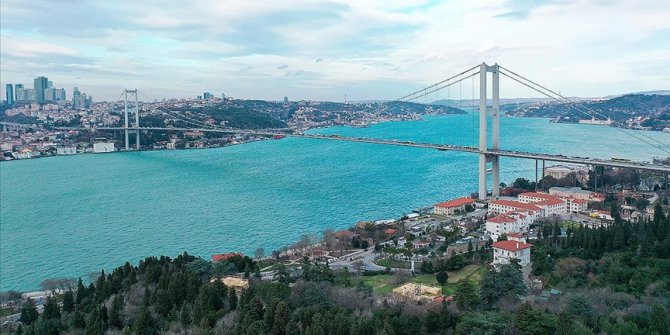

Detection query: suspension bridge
xmin=95 ymin=63 xmax=670 ymax=199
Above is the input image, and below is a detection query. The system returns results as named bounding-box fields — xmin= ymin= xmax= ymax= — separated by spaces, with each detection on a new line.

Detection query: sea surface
xmin=1 ymin=114 xmax=669 ymax=291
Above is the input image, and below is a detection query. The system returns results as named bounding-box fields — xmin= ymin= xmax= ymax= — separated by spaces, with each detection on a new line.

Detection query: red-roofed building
xmin=492 ymin=240 xmax=533 ymax=266
xmin=519 ymin=192 xmax=567 ymax=215
xmin=434 ymin=197 xmax=475 ymax=215
xmin=212 ymin=252 xmax=243 ymax=262
xmin=489 ymin=200 xmax=542 ymax=219
xmin=385 ymin=228 xmax=398 ymax=236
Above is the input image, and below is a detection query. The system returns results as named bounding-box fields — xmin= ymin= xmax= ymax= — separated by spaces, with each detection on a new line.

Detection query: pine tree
xmin=134 ymin=306 xmax=157 ymax=335
xmin=84 ymin=308 xmax=106 ymax=335
xmin=62 ymin=289 xmax=75 ymax=313
xmin=228 ymin=288 xmax=238 ymax=310
xmin=108 ymin=294 xmax=124 ymax=329
xmin=650 ymin=304 xmax=669 ymax=335
xmin=19 ymin=298 xmax=39 ymax=325
xmin=42 ymin=296 xmax=61 ymax=319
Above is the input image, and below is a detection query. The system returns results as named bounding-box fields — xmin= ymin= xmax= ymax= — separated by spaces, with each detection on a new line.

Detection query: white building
xmin=488 ymin=200 xmax=543 ymax=220
xmin=544 ymin=165 xmax=589 ymax=184
xmin=93 ymin=142 xmax=115 ymax=153
xmin=56 ymin=146 xmax=77 ymax=155
xmin=565 ymin=198 xmax=588 ymax=213
xmin=487 ymin=214 xmax=521 ymax=241
xmin=518 ymin=192 xmax=567 ymax=216
xmin=492 ymin=238 xmax=532 ymax=267
xmin=549 ymin=187 xmax=603 ymax=202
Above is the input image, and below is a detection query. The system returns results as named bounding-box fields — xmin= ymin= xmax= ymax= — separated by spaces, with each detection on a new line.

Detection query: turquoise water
xmin=1 ymin=114 xmax=669 ymax=291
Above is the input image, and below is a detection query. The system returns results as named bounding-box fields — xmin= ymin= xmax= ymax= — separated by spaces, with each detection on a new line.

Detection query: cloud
xmin=1 ymin=0 xmax=669 ymax=101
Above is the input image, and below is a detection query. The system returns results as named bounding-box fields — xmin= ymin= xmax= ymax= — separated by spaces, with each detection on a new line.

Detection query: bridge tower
xmin=478 ymin=63 xmax=501 ymax=200
xmin=123 ymin=89 xmax=140 ymax=150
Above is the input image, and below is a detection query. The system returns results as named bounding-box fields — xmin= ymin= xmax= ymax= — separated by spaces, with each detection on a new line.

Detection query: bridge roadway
xmin=96 ymin=126 xmax=670 ymax=173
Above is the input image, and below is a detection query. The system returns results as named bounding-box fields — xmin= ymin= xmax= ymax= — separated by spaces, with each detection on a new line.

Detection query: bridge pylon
xmin=123 ymin=89 xmax=140 ymax=150
xmin=478 ymin=63 xmax=501 ymax=200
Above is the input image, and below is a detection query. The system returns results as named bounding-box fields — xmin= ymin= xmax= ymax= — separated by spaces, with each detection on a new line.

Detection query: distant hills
xmin=503 ymin=94 xmax=670 ymax=131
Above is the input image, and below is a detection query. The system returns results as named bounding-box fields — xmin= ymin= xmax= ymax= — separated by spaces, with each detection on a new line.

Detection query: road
xmin=95 ymin=126 xmax=670 ymax=174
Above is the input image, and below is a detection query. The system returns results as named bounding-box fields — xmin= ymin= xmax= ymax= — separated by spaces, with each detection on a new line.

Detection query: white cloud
xmin=1 ymin=0 xmax=669 ymax=100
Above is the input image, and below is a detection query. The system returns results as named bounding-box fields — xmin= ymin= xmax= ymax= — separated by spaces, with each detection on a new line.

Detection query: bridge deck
xmin=95 ymin=126 xmax=670 ymax=173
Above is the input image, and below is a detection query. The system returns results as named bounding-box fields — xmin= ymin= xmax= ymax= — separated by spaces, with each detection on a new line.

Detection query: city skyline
xmin=1 ymin=0 xmax=669 ymax=102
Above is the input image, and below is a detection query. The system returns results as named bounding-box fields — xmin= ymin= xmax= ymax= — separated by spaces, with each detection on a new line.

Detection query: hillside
xmin=504 ymin=94 xmax=670 ymax=130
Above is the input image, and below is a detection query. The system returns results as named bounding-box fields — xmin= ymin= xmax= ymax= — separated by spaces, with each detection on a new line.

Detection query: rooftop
xmin=435 ymin=197 xmax=475 ymax=208
xmin=490 ymin=199 xmax=541 ymax=211
xmin=492 ymin=240 xmax=533 ymax=252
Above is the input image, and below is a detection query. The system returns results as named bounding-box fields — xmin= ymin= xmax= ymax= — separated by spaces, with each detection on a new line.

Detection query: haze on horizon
xmin=1 ymin=0 xmax=669 ymax=102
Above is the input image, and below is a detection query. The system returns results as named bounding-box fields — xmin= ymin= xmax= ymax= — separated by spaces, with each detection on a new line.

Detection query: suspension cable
xmin=401 ymin=71 xmax=480 ymax=102
xmin=499 ymin=66 xmax=669 ymax=150
xmin=499 ymin=70 xmax=670 ymax=155
xmin=397 ymin=64 xmax=480 ymax=101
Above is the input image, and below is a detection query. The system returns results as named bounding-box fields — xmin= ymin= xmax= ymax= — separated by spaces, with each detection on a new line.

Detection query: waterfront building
xmin=56 ymin=146 xmax=77 ymax=155
xmin=492 ymin=238 xmax=532 ymax=267
xmin=92 ymin=141 xmax=115 ymax=153
xmin=6 ymin=84 xmax=14 ymax=105
xmin=433 ymin=197 xmax=475 ymax=215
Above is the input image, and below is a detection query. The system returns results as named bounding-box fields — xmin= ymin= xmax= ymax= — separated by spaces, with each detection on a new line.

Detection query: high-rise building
xmin=203 ymin=92 xmax=212 ymax=100
xmin=72 ymin=87 xmax=81 ymax=107
xmin=6 ymin=84 xmax=14 ymax=105
xmin=284 ymin=96 xmax=289 ymax=103
xmin=34 ymin=76 xmax=49 ymax=102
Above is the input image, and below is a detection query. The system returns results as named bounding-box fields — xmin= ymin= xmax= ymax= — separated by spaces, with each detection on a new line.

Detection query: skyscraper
xmin=72 ymin=87 xmax=81 ymax=107
xmin=6 ymin=84 xmax=14 ymax=105
xmin=33 ymin=76 xmax=49 ymax=102
xmin=14 ymin=84 xmax=23 ymax=101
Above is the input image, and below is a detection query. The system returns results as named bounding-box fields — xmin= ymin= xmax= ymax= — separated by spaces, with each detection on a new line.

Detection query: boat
xmin=273 ymin=134 xmax=285 ymax=139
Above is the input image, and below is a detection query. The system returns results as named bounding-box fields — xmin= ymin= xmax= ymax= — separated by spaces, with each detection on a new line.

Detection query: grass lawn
xmin=446 ymin=264 xmax=483 ymax=283
xmin=560 ymin=220 xmax=580 ymax=229
xmin=359 ymin=274 xmax=395 ymax=295
xmin=374 ymin=258 xmax=414 ymax=269
xmin=355 ymin=263 xmax=487 ymax=297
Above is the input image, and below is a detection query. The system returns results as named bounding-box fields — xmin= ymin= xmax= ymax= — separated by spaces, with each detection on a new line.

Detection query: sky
xmin=1 ymin=0 xmax=669 ymax=102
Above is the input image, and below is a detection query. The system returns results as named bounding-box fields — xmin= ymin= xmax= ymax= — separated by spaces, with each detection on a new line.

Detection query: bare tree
xmin=392 ymin=269 xmax=411 ymax=286
xmin=323 ymin=229 xmax=337 ymax=251
xmin=352 ymin=260 xmax=365 ymax=276
xmin=254 ymin=247 xmax=265 ymax=260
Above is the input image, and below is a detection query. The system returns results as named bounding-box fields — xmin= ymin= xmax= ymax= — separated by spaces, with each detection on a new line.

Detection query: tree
xmin=515 ymin=302 xmax=556 ymax=335
xmin=255 ymin=247 xmax=266 ymax=260
xmin=649 ymin=304 xmax=668 ymax=335
xmin=62 ymin=289 xmax=75 ymax=313
xmin=20 ymin=298 xmax=39 ymax=325
xmin=108 ymin=294 xmax=124 ymax=329
xmin=454 ymin=280 xmax=479 ymax=310
xmin=84 ymin=308 xmax=106 ymax=335
xmin=436 ymin=270 xmax=449 ymax=285
xmin=228 ymin=287 xmax=238 ymax=310
xmin=497 ymin=233 xmax=508 ymax=242
xmin=133 ymin=306 xmax=157 ymax=335
xmin=480 ymin=264 xmax=525 ymax=306
xmin=456 ymin=312 xmax=506 ymax=335
xmin=274 ymin=263 xmax=293 ymax=284
xmin=42 ymin=296 xmax=61 ymax=320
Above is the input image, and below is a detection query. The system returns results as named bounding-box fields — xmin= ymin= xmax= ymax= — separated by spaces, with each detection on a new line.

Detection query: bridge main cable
xmin=396 ymin=64 xmax=480 ymax=101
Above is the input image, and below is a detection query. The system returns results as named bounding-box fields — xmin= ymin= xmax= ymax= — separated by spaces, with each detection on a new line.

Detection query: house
xmin=212 ymin=252 xmax=243 ymax=262
xmin=492 ymin=240 xmax=533 ymax=266
xmin=434 ymin=197 xmax=475 ymax=215
xmin=412 ymin=240 xmax=430 ymax=249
